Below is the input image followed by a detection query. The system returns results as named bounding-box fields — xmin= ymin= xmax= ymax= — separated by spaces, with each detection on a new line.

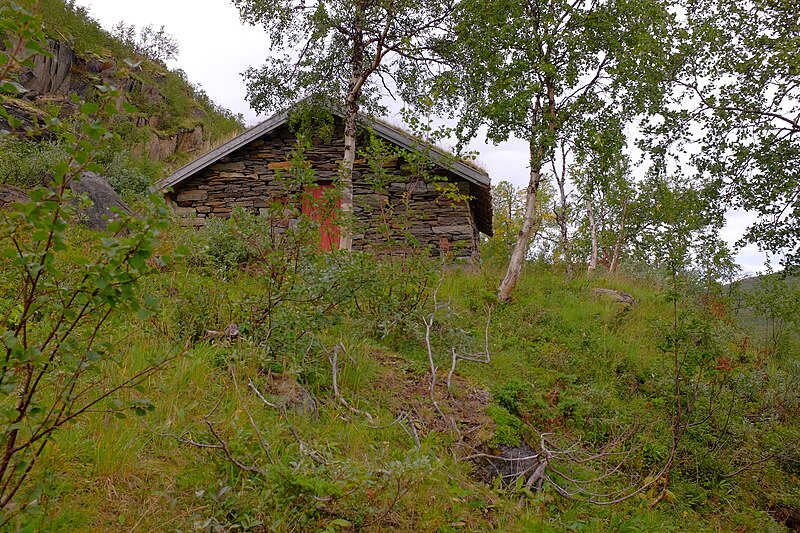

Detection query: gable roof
xmin=155 ymin=107 xmax=493 ymax=235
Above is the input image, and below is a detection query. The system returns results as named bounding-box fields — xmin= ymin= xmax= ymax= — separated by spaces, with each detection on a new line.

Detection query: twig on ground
xmin=249 ymin=376 xmax=326 ymax=465
xmin=230 ymin=366 xmax=275 ymax=464
xmin=447 ymin=305 xmax=492 ymax=388
xmin=400 ymin=411 xmax=422 ymax=448
xmin=329 ymin=342 xmax=375 ymax=423
xmin=423 ymin=277 xmax=458 ymax=432
xmin=722 ymin=435 xmax=800 ymax=479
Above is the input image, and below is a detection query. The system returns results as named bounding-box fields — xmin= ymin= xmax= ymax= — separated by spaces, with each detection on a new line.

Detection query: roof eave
xmin=154 ymin=105 xmax=491 ymax=201
xmin=154 ymin=109 xmax=290 ymax=192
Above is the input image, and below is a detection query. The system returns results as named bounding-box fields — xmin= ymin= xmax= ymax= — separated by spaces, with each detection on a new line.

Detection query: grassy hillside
xmin=1 ymin=3 xmax=798 ymax=532
xmin=0 ymin=0 xmax=243 ymax=200
xmin=2 ymin=212 xmax=795 ymax=532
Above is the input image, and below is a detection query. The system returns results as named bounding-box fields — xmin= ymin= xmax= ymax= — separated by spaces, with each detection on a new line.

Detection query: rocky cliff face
xmin=20 ymin=39 xmax=76 ymax=96
xmin=4 ymin=38 xmax=214 ymax=163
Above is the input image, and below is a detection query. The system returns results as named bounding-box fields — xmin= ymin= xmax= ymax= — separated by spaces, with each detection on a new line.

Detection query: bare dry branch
xmin=329 ymin=342 xmax=375 ymax=422
xmin=230 ymin=366 xmax=275 ymax=464
xmin=423 ymin=277 xmax=458 ymax=432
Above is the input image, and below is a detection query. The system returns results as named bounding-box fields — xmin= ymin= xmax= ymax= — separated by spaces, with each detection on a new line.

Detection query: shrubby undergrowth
xmin=0 ymin=3 xmax=798 ymax=531
xmin=0 ymin=5 xmax=178 ymax=526
xmin=1 ymin=197 xmax=797 ymax=530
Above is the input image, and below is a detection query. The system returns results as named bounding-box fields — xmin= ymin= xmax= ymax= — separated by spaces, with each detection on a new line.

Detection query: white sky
xmin=74 ymin=0 xmax=766 ymax=273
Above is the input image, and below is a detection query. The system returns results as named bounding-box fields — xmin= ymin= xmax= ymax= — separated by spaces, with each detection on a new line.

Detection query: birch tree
xmin=438 ymin=0 xmax=676 ymax=300
xmin=233 ymin=0 xmax=455 ymax=250
xmin=678 ymin=0 xmax=800 ymax=269
xmin=551 ymin=143 xmax=574 ymax=276
xmin=572 ymin=110 xmax=634 ymax=274
xmin=484 ymin=180 xmax=554 ymax=265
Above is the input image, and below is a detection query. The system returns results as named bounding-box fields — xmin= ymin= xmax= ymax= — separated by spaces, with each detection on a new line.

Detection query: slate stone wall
xmin=166 ymin=122 xmax=480 ymax=260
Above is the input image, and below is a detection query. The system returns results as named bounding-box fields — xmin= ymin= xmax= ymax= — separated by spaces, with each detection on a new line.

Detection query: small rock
xmin=264 ymin=374 xmax=317 ymax=416
xmin=591 ymin=288 xmax=636 ymax=307
xmin=202 ymin=323 xmax=240 ymax=340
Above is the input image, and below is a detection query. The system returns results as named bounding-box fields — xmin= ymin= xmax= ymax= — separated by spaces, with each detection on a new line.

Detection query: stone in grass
xmin=591 ymin=288 xmax=636 ymax=307
xmin=262 ymin=374 xmax=317 ymax=417
xmin=69 ymin=171 xmax=133 ymax=231
xmin=472 ymin=443 xmax=541 ymax=487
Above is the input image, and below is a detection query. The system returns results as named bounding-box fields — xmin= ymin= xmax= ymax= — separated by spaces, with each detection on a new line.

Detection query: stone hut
xmin=155 ymin=108 xmax=493 ymax=260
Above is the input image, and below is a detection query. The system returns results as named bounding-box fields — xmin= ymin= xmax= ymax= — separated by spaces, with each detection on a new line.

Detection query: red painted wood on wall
xmin=302 ymin=182 xmax=340 ymax=251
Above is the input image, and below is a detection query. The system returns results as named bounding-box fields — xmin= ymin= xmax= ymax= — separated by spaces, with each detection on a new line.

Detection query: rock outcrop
xmin=20 ymin=39 xmax=75 ymax=95
xmin=7 ymin=39 xmax=211 ymax=162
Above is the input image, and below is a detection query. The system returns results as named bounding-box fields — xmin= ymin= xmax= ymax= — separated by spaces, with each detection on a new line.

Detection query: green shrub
xmin=0 ymin=138 xmax=68 ymax=188
xmin=0 ymin=6 xmax=175 ymax=519
xmin=187 ymin=210 xmax=261 ymax=272
xmin=487 ymin=404 xmax=524 ymax=448
xmin=493 ymin=379 xmax=529 ymax=417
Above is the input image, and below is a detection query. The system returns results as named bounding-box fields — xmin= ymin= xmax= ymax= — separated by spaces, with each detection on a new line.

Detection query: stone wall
xmin=166 ymin=122 xmax=480 ymax=259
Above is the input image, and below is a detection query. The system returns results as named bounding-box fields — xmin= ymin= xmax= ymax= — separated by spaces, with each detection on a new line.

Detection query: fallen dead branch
xmin=447 ymin=304 xmax=492 ymax=389
xmin=468 ymin=425 xmax=669 ymax=507
xmin=423 ymin=277 xmax=459 ymax=432
xmin=329 ymin=342 xmax=375 ymax=423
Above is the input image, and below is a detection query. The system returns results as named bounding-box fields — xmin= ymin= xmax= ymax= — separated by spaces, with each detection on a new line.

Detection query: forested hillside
xmin=0 ymin=1 xmax=798 ymax=532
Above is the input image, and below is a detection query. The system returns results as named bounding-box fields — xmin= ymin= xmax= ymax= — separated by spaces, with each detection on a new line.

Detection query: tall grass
xmin=7 ymin=233 xmax=797 ymax=531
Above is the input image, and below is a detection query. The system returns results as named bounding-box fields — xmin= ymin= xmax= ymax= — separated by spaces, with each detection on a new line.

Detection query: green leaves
xmin=677 ymin=0 xmax=800 ymax=268
xmin=235 ymin=0 xmax=456 ymax=117
xmin=0 ymin=3 xmax=175 ymax=511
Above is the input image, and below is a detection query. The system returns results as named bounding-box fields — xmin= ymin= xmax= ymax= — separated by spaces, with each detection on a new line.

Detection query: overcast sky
xmin=74 ymin=0 xmax=767 ymax=274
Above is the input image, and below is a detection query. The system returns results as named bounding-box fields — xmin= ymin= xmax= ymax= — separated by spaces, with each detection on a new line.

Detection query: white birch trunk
xmin=497 ymin=164 xmax=543 ymax=302
xmin=338 ymin=9 xmax=364 ymax=252
xmin=609 ymin=199 xmax=628 ymax=273
xmin=338 ymin=94 xmax=357 ymax=251
xmin=553 ymin=145 xmax=572 ymax=277
xmin=587 ymin=195 xmax=598 ymax=276
xmin=497 ymin=88 xmax=554 ymax=302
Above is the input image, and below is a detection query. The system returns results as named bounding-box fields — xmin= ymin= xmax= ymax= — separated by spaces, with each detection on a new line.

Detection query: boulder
xmin=0 ymin=184 xmax=30 ymax=207
xmin=2 ymin=175 xmax=132 ymax=231
xmin=0 ymin=100 xmax=51 ymax=137
xmin=591 ymin=288 xmax=636 ymax=307
xmin=69 ymin=172 xmax=133 ymax=230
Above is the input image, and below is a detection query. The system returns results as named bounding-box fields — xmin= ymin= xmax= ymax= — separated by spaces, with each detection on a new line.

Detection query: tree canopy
xmin=433 ymin=0 xmax=678 ymax=299
xmin=233 ymin=0 xmax=453 ymax=114
xmin=679 ymin=0 xmax=800 ymax=269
